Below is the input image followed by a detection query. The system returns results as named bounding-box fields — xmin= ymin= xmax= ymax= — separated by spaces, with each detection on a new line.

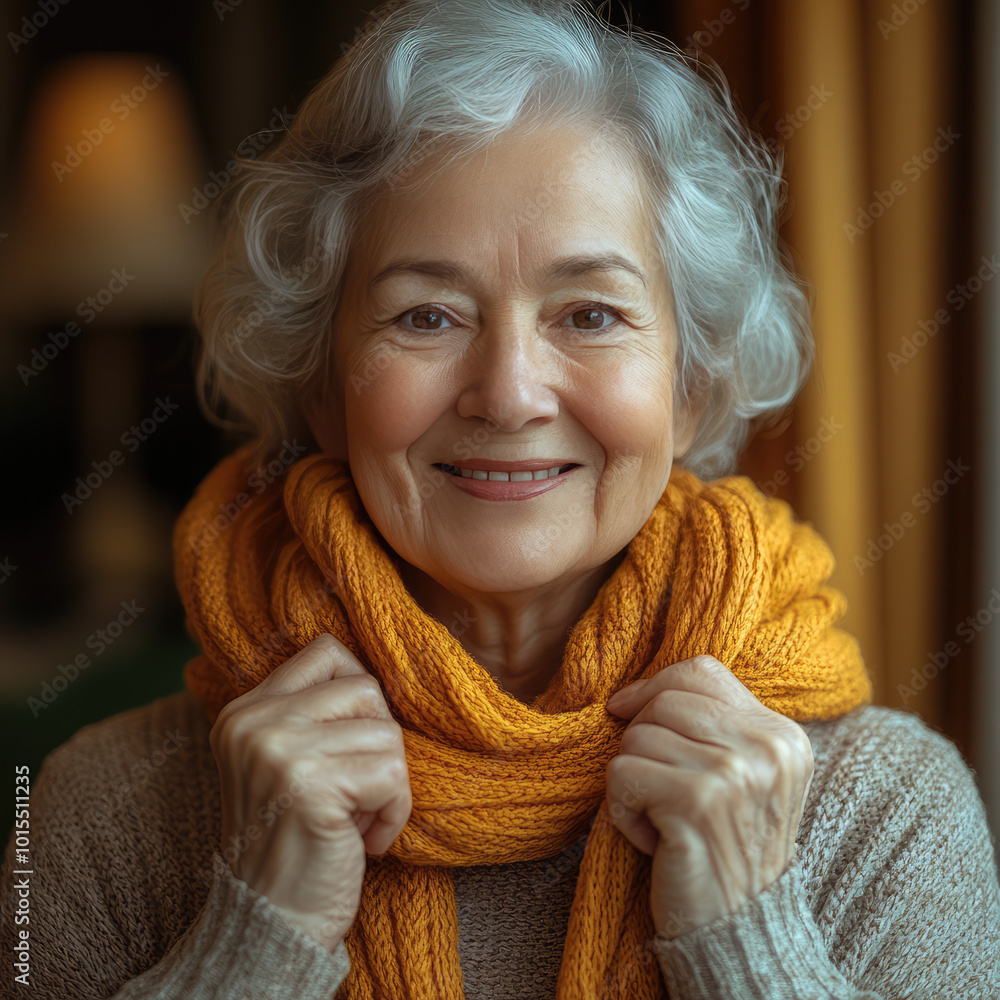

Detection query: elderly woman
xmin=5 ymin=1 xmax=999 ymax=998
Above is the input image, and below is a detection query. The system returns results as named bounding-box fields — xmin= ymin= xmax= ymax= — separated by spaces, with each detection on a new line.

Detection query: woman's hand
xmin=604 ymin=654 xmax=814 ymax=941
xmin=209 ymin=633 xmax=412 ymax=952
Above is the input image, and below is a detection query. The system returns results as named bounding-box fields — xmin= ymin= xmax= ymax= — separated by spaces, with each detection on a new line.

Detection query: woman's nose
xmin=454 ymin=321 xmax=561 ymax=431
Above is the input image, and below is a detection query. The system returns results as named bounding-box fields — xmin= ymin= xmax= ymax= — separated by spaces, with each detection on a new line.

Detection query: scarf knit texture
xmin=173 ymin=448 xmax=873 ymax=1000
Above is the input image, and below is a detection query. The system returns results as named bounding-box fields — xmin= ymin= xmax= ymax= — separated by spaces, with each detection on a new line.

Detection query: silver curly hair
xmin=194 ymin=0 xmax=814 ymax=479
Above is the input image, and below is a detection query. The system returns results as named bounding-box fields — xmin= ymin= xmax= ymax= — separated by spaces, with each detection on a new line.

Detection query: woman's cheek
xmin=570 ymin=352 xmax=673 ymax=459
xmin=346 ymin=351 xmax=441 ymax=453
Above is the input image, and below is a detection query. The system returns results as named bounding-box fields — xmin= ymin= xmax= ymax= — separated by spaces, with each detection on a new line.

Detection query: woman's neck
xmin=398 ymin=549 xmax=627 ymax=704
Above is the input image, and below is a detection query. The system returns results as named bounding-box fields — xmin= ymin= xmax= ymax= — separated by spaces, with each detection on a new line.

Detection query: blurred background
xmin=1 ymin=0 xmax=997 ymax=850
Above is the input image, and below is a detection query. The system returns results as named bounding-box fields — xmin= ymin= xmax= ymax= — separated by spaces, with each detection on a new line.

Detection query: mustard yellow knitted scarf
xmin=174 ymin=448 xmax=872 ymax=999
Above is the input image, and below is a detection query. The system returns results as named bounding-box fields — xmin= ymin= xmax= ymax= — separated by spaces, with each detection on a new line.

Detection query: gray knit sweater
xmin=2 ymin=689 xmax=998 ymax=999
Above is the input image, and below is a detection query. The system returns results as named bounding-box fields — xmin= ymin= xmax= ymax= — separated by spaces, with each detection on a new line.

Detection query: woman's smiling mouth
xmin=432 ymin=461 xmax=581 ymax=500
xmin=436 ymin=461 xmax=579 ymax=481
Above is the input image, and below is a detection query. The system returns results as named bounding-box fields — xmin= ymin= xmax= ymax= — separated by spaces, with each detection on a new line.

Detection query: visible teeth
xmin=439 ymin=463 xmax=571 ymax=481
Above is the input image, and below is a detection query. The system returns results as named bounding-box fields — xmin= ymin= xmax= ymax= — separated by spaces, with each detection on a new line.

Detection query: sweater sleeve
xmin=0 ymin=697 xmax=351 ymax=1000
xmin=106 ymin=854 xmax=351 ymax=1000
xmin=652 ymin=712 xmax=1000 ymax=999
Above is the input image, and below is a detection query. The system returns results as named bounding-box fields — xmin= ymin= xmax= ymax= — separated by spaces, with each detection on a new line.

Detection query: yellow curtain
xmin=677 ymin=1 xmax=955 ymax=727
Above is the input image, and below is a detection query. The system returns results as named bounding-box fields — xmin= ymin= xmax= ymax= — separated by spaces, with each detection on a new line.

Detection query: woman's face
xmin=304 ymin=121 xmax=698 ymax=597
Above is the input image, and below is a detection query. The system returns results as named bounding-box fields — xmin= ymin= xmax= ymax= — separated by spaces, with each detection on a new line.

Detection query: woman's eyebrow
xmin=367 ymin=253 xmax=649 ymax=291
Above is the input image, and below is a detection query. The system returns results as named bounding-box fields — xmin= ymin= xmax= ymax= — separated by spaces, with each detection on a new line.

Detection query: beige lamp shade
xmin=0 ymin=52 xmax=211 ymax=323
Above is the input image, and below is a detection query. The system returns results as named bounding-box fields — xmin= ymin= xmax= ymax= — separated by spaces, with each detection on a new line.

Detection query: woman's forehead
xmin=349 ymin=130 xmax=659 ymax=280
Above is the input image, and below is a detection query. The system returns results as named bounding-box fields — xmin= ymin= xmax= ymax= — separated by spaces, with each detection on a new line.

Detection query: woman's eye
xmin=394 ymin=303 xmax=623 ymax=335
xmin=565 ymin=305 xmax=622 ymax=332
xmin=396 ymin=308 xmax=454 ymax=333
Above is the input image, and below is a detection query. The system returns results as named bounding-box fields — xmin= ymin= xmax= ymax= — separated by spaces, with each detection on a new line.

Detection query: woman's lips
xmin=433 ymin=462 xmax=581 ymax=501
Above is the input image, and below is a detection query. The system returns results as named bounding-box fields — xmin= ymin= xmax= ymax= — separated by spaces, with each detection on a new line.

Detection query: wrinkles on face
xmin=303 ymin=120 xmax=698 ymax=702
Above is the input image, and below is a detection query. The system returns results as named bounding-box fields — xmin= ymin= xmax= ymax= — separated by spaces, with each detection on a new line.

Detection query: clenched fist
xmin=605 ymin=654 xmax=814 ymax=940
xmin=209 ymin=634 xmax=412 ymax=952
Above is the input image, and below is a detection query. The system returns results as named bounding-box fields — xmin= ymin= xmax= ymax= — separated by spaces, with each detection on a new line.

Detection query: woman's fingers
xmin=210 ymin=634 xmax=412 ymax=952
xmin=605 ymin=654 xmax=815 ymax=940
xmin=243 ymin=632 xmax=370 ymax=697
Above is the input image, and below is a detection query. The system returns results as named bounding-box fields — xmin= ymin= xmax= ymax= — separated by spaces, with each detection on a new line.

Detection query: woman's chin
xmin=399 ymin=545 xmax=582 ymax=599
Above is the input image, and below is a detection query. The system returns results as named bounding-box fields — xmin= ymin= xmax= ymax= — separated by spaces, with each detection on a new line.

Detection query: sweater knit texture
xmin=172 ymin=450 xmax=874 ymax=999
xmin=1 ymin=689 xmax=998 ymax=999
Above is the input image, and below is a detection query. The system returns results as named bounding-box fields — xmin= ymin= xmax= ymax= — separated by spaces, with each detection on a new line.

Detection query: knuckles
xmin=753 ymin=725 xmax=814 ymax=781
xmin=210 ymin=698 xmax=244 ymax=746
xmin=713 ymin=748 xmax=753 ymax=788
xmin=384 ymin=752 xmax=410 ymax=784
xmin=604 ymin=753 xmax=635 ymax=789
xmin=666 ymin=654 xmax=727 ymax=680
xmin=368 ymin=717 xmax=406 ymax=749
xmin=245 ymin=723 xmax=291 ymax=766
xmin=309 ymin=632 xmax=341 ymax=655
xmin=347 ymin=673 xmax=388 ymax=715
xmin=618 ymin=721 xmax=655 ymax=757
xmin=687 ymin=654 xmax=726 ymax=673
